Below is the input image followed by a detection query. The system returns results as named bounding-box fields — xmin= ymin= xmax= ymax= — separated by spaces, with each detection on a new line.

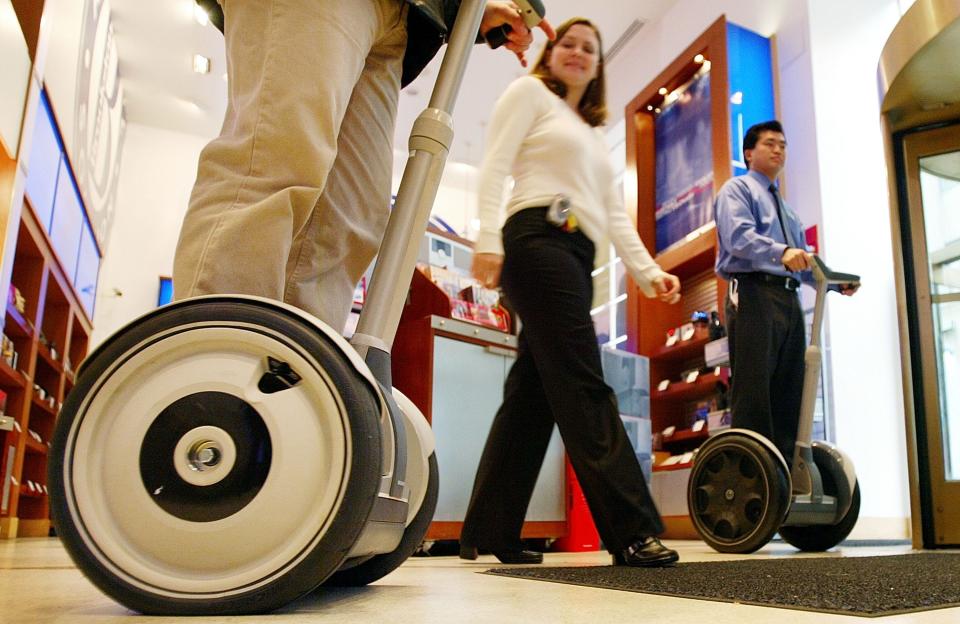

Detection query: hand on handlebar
xmin=481 ymin=2 xmax=556 ymax=67
xmin=781 ymin=248 xmax=812 ymax=273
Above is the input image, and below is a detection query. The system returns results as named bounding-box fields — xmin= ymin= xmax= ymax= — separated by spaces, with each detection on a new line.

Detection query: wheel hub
xmin=140 ymin=392 xmax=272 ymax=522
xmin=173 ymin=425 xmax=238 ymax=486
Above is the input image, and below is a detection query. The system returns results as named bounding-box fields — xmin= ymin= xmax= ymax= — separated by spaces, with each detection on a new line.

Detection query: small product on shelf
xmin=1 ymin=333 xmax=19 ymax=370
xmin=421 ymin=265 xmax=510 ymax=332
xmin=8 ymin=284 xmax=26 ymax=314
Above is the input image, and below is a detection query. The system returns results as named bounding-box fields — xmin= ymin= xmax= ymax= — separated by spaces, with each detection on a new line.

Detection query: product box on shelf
xmin=600 ymin=347 xmax=650 ymax=419
xmin=421 ymin=265 xmax=510 ymax=332
xmin=704 ymin=336 xmax=729 ymax=367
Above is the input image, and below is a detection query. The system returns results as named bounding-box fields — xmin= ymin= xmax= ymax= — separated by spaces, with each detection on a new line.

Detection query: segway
xmin=688 ymin=255 xmax=861 ymax=553
xmin=47 ymin=1 xmax=547 ymax=615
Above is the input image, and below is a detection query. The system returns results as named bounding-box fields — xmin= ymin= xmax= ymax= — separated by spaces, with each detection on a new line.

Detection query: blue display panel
xmin=25 ymin=93 xmax=63 ymax=230
xmin=50 ymin=159 xmax=84 ymax=283
xmin=727 ymin=22 xmax=776 ymax=177
xmin=652 ymin=22 xmax=775 ymax=252
xmin=75 ymin=218 xmax=100 ymax=317
xmin=654 ymin=70 xmax=714 ymax=253
xmin=158 ymin=277 xmax=173 ymax=307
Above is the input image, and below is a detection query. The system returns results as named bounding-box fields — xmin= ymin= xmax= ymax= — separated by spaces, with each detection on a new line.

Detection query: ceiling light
xmin=193 ymin=54 xmax=211 ymax=74
xmin=194 ymin=2 xmax=210 ymax=26
xmin=694 ymin=54 xmax=705 ymax=63
xmin=658 ymin=87 xmax=668 ymax=95
xmin=647 ymin=105 xmax=653 ymax=111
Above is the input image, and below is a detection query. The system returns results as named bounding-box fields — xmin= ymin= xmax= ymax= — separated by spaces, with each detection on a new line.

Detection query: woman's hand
xmin=653 ymin=274 xmax=681 ymax=304
xmin=472 ymin=253 xmax=504 ymax=289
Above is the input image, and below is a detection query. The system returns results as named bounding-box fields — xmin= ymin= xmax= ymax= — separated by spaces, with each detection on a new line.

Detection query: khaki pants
xmin=174 ymin=0 xmax=407 ymax=333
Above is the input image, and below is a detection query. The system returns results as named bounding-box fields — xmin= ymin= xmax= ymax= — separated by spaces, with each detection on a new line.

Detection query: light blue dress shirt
xmin=714 ymin=169 xmax=810 ymax=282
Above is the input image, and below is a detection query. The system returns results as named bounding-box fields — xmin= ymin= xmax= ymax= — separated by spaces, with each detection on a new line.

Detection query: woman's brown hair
xmin=530 ymin=17 xmax=607 ymax=127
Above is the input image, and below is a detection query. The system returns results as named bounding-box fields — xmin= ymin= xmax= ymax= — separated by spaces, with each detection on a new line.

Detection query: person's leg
xmin=174 ymin=0 xmax=398 ymax=318
xmin=459 ymin=330 xmax=556 ymax=552
xmin=727 ymin=279 xmax=779 ymax=443
xmin=283 ymin=1 xmax=407 ymax=331
xmin=769 ymin=293 xmax=807 ymax=463
xmin=498 ymin=218 xmax=662 ymax=553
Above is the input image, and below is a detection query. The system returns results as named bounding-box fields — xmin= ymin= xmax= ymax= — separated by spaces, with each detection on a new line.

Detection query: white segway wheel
xmin=688 ymin=434 xmax=790 ymax=553
xmin=779 ymin=445 xmax=861 ymax=551
xmin=324 ymin=453 xmax=439 ymax=587
xmin=49 ymin=299 xmax=383 ymax=615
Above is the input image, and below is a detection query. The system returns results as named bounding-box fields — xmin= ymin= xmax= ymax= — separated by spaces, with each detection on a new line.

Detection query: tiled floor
xmin=1 ymin=538 xmax=957 ymax=623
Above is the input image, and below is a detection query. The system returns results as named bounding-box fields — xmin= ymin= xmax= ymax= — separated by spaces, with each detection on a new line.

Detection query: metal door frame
xmin=896 ymin=121 xmax=960 ymax=547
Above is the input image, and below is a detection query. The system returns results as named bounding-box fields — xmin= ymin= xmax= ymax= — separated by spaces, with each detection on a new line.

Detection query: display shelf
xmin=4 ymin=303 xmax=32 ymax=339
xmin=17 ymin=485 xmax=44 ymax=499
xmin=650 ymin=333 xmax=712 ymax=363
xmin=652 ymin=368 xmax=729 ymax=402
xmin=0 ymin=204 xmax=92 ymax=538
xmin=30 ymin=395 xmax=57 ymax=418
xmin=35 ymin=344 xmax=62 ymax=374
xmin=662 ymin=427 xmax=709 ymax=446
xmin=0 ymin=359 xmax=25 ymax=388
xmin=24 ymin=436 xmax=46 ymax=455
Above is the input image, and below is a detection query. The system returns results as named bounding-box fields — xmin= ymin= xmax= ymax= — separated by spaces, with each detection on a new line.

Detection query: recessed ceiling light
xmin=193 ymin=54 xmax=211 ymax=74
xmin=658 ymin=87 xmax=668 ymax=95
xmin=194 ymin=2 xmax=210 ymax=26
xmin=694 ymin=54 xmax=705 ymax=63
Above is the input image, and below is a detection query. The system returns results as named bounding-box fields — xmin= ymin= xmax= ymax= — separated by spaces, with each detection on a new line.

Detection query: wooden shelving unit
xmin=0 ymin=204 xmax=92 ymax=539
xmin=622 ymin=16 xmax=761 ymax=539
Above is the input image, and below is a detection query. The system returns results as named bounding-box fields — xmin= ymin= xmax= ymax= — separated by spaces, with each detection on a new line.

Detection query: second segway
xmin=688 ymin=255 xmax=861 ymax=553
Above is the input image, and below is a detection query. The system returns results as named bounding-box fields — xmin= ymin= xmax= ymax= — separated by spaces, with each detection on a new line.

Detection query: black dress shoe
xmin=491 ymin=549 xmax=543 ymax=564
xmin=613 ymin=536 xmax=679 ymax=567
xmin=459 ymin=544 xmax=478 ymax=560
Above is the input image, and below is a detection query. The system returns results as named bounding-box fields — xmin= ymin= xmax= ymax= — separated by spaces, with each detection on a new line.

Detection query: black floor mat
xmin=485 ymin=553 xmax=960 ymax=617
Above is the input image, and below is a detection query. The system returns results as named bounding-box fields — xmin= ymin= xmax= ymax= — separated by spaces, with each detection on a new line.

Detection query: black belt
xmin=730 ymin=272 xmax=800 ymax=291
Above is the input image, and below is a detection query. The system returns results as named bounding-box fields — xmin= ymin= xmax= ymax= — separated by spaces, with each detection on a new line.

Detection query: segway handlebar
xmin=484 ymin=0 xmax=547 ymax=49
xmin=811 ymin=254 xmax=860 ymax=290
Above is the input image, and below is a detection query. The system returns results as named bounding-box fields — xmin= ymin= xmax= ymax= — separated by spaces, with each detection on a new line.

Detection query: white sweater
xmin=474 ymin=76 xmax=666 ymax=297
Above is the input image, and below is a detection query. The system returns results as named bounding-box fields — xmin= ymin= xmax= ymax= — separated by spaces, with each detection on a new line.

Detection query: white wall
xmin=392 ymin=148 xmax=479 ymax=238
xmin=806 ymin=0 xmax=909 ymax=536
xmin=603 ymin=0 xmax=911 ymax=536
xmin=91 ymin=123 xmax=207 ymax=347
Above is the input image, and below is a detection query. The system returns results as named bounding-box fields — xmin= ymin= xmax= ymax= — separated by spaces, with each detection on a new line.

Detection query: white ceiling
xmin=109 ymin=1 xmax=679 ymax=166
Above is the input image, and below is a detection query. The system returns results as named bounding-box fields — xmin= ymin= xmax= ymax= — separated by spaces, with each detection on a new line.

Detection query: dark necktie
xmin=769 ymin=184 xmax=799 ymax=249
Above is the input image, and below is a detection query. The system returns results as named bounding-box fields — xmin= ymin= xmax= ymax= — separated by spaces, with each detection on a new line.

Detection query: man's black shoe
xmin=459 ymin=545 xmax=542 ymax=564
xmin=613 ymin=537 xmax=679 ymax=567
xmin=491 ymin=549 xmax=543 ymax=564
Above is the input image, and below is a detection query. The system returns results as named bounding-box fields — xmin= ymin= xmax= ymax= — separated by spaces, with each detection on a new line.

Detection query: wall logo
xmin=73 ymin=0 xmax=126 ymax=252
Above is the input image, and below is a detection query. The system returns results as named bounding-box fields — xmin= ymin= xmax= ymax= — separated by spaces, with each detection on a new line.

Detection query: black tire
xmin=324 ymin=452 xmax=439 ymax=587
xmin=48 ymin=299 xmax=383 ymax=615
xmin=688 ymin=434 xmax=791 ymax=553
xmin=779 ymin=452 xmax=861 ymax=552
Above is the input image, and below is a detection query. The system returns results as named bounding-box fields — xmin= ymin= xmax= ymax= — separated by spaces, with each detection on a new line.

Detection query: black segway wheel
xmin=778 ymin=443 xmax=861 ymax=551
xmin=48 ymin=299 xmax=383 ymax=615
xmin=688 ymin=434 xmax=790 ymax=553
xmin=324 ymin=452 xmax=439 ymax=587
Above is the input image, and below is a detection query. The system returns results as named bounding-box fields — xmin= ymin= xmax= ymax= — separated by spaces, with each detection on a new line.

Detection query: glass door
xmin=903 ymin=124 xmax=960 ymax=546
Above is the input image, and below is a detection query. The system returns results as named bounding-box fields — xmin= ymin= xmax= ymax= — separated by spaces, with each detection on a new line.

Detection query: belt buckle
xmin=785 ymin=277 xmax=797 ymax=291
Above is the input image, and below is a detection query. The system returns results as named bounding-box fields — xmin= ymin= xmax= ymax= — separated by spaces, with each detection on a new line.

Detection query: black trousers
xmin=725 ymin=274 xmax=806 ymax=463
xmin=459 ymin=208 xmax=663 ymax=554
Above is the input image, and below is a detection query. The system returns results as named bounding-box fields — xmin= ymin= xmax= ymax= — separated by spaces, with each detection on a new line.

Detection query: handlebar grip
xmin=485 ymin=0 xmax=546 ymax=50
xmin=486 ymin=24 xmax=511 ymax=50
